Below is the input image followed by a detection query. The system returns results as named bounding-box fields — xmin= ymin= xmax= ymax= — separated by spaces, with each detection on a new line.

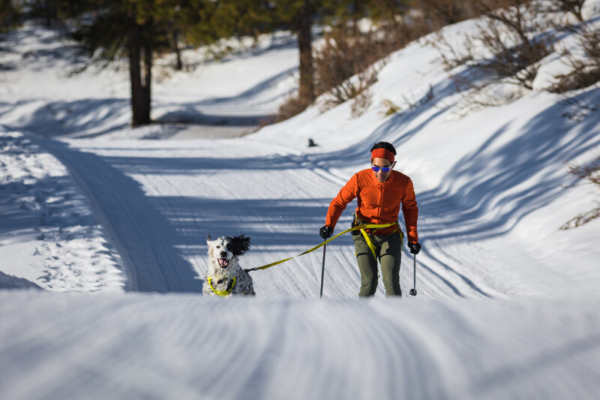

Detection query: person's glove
xmin=408 ymin=242 xmax=421 ymax=255
xmin=319 ymin=225 xmax=333 ymax=239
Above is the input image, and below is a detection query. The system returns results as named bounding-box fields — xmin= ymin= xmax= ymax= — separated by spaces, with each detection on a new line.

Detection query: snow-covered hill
xmin=1 ymin=7 xmax=600 ymax=400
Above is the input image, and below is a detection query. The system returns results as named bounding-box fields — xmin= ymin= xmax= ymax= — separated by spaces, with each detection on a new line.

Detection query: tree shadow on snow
xmin=417 ymin=91 xmax=600 ymax=244
xmin=3 ymin=64 xmax=294 ymax=138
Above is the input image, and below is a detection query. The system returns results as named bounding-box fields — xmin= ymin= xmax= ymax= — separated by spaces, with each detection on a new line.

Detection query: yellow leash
xmin=245 ymin=223 xmax=399 ymax=273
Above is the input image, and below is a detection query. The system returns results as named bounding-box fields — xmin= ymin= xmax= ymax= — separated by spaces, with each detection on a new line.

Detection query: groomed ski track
xmin=30 ymin=135 xmax=503 ymax=299
xmin=29 ymin=136 xmax=202 ymax=293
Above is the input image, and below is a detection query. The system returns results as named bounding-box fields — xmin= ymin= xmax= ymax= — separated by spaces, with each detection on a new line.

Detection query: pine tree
xmin=267 ymin=0 xmax=318 ymax=105
xmin=68 ymin=0 xmax=238 ymax=127
xmin=0 ymin=0 xmax=21 ymax=35
xmin=297 ymin=0 xmax=315 ymax=103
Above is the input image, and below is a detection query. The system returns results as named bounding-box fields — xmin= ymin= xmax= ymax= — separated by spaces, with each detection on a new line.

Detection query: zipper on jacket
xmin=377 ymin=184 xmax=383 ymax=222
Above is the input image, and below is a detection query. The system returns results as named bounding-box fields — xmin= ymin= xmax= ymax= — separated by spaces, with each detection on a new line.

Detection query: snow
xmin=0 ymin=129 xmax=124 ymax=293
xmin=2 ymin=291 xmax=600 ymax=400
xmin=1 ymin=8 xmax=600 ymax=400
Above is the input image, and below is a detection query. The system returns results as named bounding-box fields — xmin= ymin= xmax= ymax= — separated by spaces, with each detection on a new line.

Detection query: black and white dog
xmin=203 ymin=234 xmax=255 ymax=297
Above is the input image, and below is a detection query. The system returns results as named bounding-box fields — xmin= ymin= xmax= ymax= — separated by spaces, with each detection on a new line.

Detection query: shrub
xmin=550 ymin=26 xmax=600 ymax=93
xmin=312 ymin=12 xmax=436 ymax=117
xmin=313 ymin=29 xmax=389 ymax=111
xmin=545 ymin=0 xmax=586 ymax=23
xmin=427 ymin=0 xmax=554 ymax=115
xmin=473 ymin=0 xmax=554 ymax=90
xmin=275 ymin=93 xmax=313 ymax=122
xmin=426 ymin=30 xmax=474 ymax=71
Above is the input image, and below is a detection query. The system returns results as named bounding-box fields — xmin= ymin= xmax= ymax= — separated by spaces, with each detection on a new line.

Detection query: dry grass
xmin=426 ymin=31 xmax=475 ymax=71
xmin=275 ymin=93 xmax=314 ymax=122
xmin=561 ymin=154 xmax=600 ymax=229
xmin=313 ymin=29 xmax=389 ymax=114
xmin=427 ymin=0 xmax=554 ymax=114
xmin=380 ymin=99 xmax=401 ymax=117
xmin=312 ymin=13 xmax=436 ymax=118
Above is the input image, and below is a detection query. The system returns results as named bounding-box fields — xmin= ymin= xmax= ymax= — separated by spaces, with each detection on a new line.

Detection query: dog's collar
xmin=208 ymin=276 xmax=237 ymax=297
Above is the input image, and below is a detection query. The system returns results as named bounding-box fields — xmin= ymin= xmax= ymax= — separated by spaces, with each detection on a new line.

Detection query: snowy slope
xmin=2 ymin=291 xmax=600 ymax=400
xmin=1 ymin=7 xmax=600 ymax=400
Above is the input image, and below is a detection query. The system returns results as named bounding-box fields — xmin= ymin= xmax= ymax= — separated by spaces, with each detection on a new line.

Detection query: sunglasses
xmin=372 ymin=165 xmax=392 ymax=173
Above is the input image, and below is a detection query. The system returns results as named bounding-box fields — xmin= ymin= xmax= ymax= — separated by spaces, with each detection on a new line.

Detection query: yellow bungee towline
xmin=244 ymin=222 xmax=400 ymax=273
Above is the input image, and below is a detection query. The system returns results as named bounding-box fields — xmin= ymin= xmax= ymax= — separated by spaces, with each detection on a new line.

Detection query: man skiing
xmin=319 ymin=142 xmax=420 ymax=297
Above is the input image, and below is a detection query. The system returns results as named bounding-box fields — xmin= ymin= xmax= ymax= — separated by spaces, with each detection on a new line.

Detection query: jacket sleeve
xmin=325 ymin=174 xmax=358 ymax=230
xmin=402 ymin=178 xmax=419 ymax=243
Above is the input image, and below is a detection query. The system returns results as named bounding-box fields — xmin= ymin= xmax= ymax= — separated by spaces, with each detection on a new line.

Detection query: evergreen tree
xmin=269 ymin=0 xmax=318 ymax=104
xmin=70 ymin=1 xmax=155 ymax=126
xmin=1 ymin=0 xmax=21 ymax=35
xmin=61 ymin=0 xmax=409 ymax=126
xmin=68 ymin=0 xmax=239 ymax=126
xmin=296 ymin=0 xmax=315 ymax=103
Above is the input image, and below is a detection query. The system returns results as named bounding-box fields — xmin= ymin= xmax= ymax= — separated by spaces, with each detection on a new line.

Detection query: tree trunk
xmin=45 ymin=0 xmax=55 ymax=28
xmin=173 ymin=29 xmax=183 ymax=71
xmin=296 ymin=0 xmax=314 ymax=103
xmin=142 ymin=18 xmax=153 ymax=124
xmin=128 ymin=13 xmax=152 ymax=127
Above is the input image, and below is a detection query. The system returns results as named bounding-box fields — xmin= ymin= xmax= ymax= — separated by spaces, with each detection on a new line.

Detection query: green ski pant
xmin=353 ymin=232 xmax=402 ymax=297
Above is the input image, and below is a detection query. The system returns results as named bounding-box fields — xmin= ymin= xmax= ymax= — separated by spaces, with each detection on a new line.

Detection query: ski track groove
xmin=28 ymin=135 xmax=202 ymax=293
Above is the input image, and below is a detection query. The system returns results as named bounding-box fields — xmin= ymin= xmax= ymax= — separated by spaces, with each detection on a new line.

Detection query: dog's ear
xmin=207 ymin=235 xmax=212 ymax=245
xmin=231 ymin=234 xmax=251 ymax=256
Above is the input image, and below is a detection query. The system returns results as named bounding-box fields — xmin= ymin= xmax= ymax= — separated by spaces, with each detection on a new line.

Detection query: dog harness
xmin=208 ymin=276 xmax=237 ymax=297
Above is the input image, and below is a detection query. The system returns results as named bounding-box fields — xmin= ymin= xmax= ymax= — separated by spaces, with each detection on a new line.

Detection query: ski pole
xmin=320 ymin=241 xmax=327 ymax=298
xmin=409 ymin=253 xmax=417 ymax=296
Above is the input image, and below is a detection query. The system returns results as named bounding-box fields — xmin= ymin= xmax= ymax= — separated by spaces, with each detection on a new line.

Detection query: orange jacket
xmin=325 ymin=169 xmax=419 ymax=242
